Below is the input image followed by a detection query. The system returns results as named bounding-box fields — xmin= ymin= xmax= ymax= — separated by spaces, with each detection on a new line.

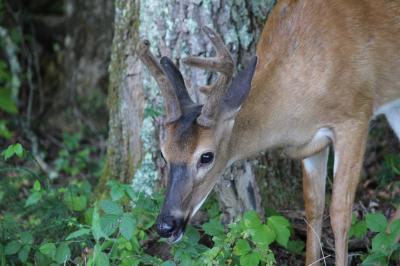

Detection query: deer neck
xmin=227 ymin=70 xmax=285 ymax=162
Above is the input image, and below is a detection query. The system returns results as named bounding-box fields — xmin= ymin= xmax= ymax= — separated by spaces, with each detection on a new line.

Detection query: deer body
xmin=230 ymin=1 xmax=400 ymax=265
xmin=231 ymin=0 xmax=400 ymax=161
xmin=138 ymin=0 xmax=400 ymax=265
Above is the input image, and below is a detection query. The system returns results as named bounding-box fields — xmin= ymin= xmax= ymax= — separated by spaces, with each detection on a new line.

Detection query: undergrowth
xmin=0 ymin=142 xmax=399 ymax=265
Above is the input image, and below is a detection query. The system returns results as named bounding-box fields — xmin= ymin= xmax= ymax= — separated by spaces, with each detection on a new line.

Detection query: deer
xmin=137 ymin=0 xmax=400 ymax=265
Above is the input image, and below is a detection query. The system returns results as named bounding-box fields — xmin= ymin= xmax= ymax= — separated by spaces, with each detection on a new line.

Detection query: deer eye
xmin=200 ymin=152 xmax=214 ymax=165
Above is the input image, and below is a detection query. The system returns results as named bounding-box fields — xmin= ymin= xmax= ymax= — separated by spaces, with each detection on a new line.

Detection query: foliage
xmin=53 ymin=132 xmax=100 ymax=178
xmin=1 ymin=142 xmax=305 ymax=265
xmin=2 ymin=141 xmax=399 ymax=265
xmin=0 ymin=1 xmax=22 ymax=140
xmin=350 ymin=212 xmax=400 ymax=265
xmin=0 ymin=56 xmax=19 ymax=139
xmin=0 ymin=139 xmax=100 ymax=265
xmin=1 ymin=143 xmax=25 ymax=160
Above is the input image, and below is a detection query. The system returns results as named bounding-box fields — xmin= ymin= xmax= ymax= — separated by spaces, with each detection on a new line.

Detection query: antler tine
xmin=182 ymin=26 xmax=234 ymax=75
xmin=137 ymin=40 xmax=182 ymax=123
xmin=182 ymin=26 xmax=235 ymax=127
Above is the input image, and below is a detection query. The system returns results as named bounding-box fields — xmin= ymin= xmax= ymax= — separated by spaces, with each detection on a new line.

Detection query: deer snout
xmin=156 ymin=214 xmax=185 ymax=242
xmin=156 ymin=215 xmax=176 ymax=237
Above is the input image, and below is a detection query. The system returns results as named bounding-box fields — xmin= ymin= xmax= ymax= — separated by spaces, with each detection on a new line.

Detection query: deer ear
xmin=221 ymin=56 xmax=257 ymax=118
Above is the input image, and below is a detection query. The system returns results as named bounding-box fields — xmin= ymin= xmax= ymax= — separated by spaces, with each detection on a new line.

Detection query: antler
xmin=137 ymin=40 xmax=182 ymax=123
xmin=182 ymin=26 xmax=235 ymax=127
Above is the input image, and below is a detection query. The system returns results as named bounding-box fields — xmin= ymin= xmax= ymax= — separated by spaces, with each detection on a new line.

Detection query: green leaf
xmin=39 ymin=243 xmax=56 ymax=259
xmin=267 ymin=216 xmax=291 ymax=247
xmin=202 ymin=219 xmax=224 ymax=237
xmin=243 ymin=211 xmax=262 ymax=230
xmin=95 ymin=251 xmax=110 ymax=266
xmin=161 ymin=261 xmax=176 ymax=266
xmin=110 ymin=185 xmax=125 ymax=201
xmin=0 ymin=120 xmax=12 ymax=139
xmin=371 ymin=232 xmax=396 ymax=256
xmin=120 ymin=213 xmax=136 ymax=240
xmin=0 ymin=88 xmax=17 ymax=114
xmin=366 ymin=213 xmax=387 ymax=233
xmin=233 ymin=239 xmax=251 ymax=256
xmin=18 ymin=245 xmax=30 ymax=263
xmin=14 ymin=143 xmax=24 ymax=158
xmin=390 ymin=219 xmax=400 ymax=236
xmin=362 ymin=252 xmax=388 ymax=266
xmin=20 ymin=232 xmax=33 ymax=245
xmin=25 ymin=191 xmax=42 ymax=207
xmin=252 ymin=224 xmax=276 ymax=248
xmin=349 ymin=220 xmax=367 ymax=239
xmin=64 ymin=191 xmax=87 ymax=211
xmin=5 ymin=240 xmax=21 ymax=255
xmin=55 ymin=243 xmax=71 ymax=264
xmin=92 ymin=244 xmax=113 ymax=266
xmin=268 ymin=215 xmax=290 ymax=227
xmin=100 ymin=214 xmax=119 ymax=236
xmin=71 ymin=196 xmax=87 ymax=211
xmin=33 ymin=180 xmax=41 ymax=191
xmin=99 ymin=200 xmax=123 ymax=215
xmin=125 ymin=187 xmax=136 ymax=201
xmin=92 ymin=205 xmax=106 ymax=241
xmin=351 ymin=213 xmax=357 ymax=225
xmin=34 ymin=250 xmax=51 ymax=266
xmin=2 ymin=143 xmax=24 ymax=160
xmin=63 ymin=132 xmax=81 ymax=150
xmin=66 ymin=228 xmax=91 ymax=240
xmin=286 ymin=240 xmax=305 ymax=255
xmin=185 ymin=226 xmax=200 ymax=243
xmin=240 ymin=252 xmax=261 ymax=266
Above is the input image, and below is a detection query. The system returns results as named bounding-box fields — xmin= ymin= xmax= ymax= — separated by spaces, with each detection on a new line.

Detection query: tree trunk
xmin=97 ymin=0 xmax=144 ymax=195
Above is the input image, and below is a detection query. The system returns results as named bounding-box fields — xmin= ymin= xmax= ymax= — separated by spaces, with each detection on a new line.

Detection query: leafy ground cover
xmin=0 ymin=141 xmax=399 ymax=265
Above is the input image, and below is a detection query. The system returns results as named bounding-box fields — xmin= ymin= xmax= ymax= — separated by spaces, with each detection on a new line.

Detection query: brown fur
xmin=226 ymin=1 xmax=400 ymax=265
xmin=154 ymin=0 xmax=400 ymax=264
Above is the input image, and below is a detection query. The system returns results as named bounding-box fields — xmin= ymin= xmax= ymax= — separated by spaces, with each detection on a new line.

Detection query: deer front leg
xmin=330 ymin=122 xmax=369 ymax=266
xmin=302 ymin=147 xmax=329 ymax=266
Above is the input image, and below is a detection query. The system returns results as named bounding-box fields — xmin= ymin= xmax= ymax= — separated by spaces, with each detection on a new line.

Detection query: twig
xmin=308 ymin=255 xmax=332 ymax=266
xmin=303 ymin=218 xmax=328 ymax=266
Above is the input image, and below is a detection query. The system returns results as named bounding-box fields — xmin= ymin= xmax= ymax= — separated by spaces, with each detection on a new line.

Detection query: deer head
xmin=138 ymin=26 xmax=257 ymax=243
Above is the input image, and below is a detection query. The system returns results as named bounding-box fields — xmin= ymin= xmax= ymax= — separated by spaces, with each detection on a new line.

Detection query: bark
xmin=97 ymin=0 xmax=144 ymax=194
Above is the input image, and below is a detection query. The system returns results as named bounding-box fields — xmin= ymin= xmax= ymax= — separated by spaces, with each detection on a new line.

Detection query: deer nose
xmin=156 ymin=215 xmax=177 ymax=238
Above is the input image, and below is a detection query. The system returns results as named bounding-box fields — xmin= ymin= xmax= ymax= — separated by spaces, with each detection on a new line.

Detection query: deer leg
xmin=330 ymin=122 xmax=369 ymax=266
xmin=385 ymin=106 xmax=400 ymax=140
xmin=302 ymin=147 xmax=329 ymax=266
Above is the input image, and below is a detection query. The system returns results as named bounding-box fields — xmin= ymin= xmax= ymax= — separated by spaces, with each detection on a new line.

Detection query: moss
xmin=99 ymin=0 xmax=141 ymax=197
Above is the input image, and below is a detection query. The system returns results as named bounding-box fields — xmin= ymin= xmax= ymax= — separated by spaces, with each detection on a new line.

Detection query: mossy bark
xmin=97 ymin=0 xmax=144 ymax=197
